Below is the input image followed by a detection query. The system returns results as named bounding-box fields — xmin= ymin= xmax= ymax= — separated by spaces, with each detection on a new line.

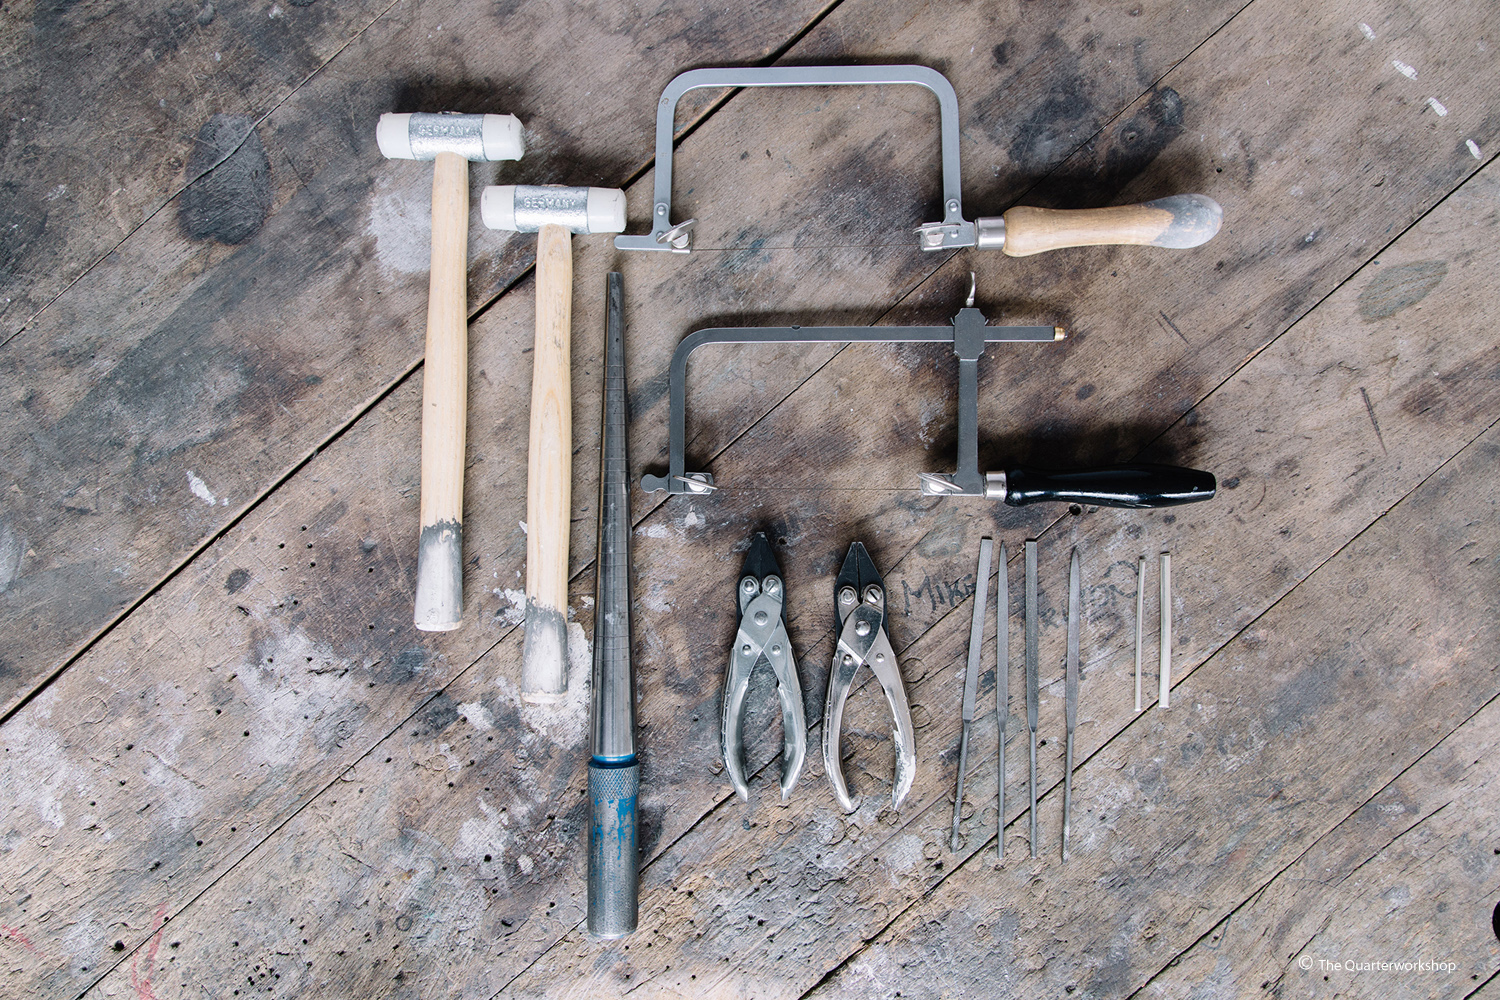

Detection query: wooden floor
xmin=2 ymin=1 xmax=1498 ymax=997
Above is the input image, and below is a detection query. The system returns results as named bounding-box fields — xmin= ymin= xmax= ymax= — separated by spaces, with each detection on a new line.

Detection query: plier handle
xmin=721 ymin=533 xmax=807 ymax=801
xmin=823 ymin=543 xmax=917 ymax=812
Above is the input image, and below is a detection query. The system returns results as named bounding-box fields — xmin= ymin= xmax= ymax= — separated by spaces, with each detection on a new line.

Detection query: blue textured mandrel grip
xmin=588 ymin=758 xmax=639 ymax=939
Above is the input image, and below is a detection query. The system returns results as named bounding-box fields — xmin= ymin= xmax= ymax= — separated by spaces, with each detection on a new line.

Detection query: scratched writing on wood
xmin=899 ymin=573 xmax=977 ymax=616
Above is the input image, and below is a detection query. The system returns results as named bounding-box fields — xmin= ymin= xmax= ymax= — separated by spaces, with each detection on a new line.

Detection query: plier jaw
xmin=721 ymin=533 xmax=807 ymax=802
xmin=823 ymin=543 xmax=917 ymax=813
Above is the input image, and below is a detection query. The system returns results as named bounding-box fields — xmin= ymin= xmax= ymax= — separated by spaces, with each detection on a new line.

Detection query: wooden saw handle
xmin=991 ymin=194 xmax=1222 ymax=257
xmin=413 ymin=150 xmax=469 ymax=632
xmin=522 ymin=223 xmax=573 ymax=700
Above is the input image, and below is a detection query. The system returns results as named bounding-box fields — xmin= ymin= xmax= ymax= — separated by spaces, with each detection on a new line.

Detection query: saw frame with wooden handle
xmin=613 ymin=63 xmax=1221 ymax=255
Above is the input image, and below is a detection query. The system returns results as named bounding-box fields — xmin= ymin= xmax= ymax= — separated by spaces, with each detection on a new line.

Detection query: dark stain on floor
xmin=0 ymin=182 xmax=48 ymax=287
xmin=996 ymin=35 xmax=1098 ymax=178
xmin=179 ymin=114 xmax=273 ymax=245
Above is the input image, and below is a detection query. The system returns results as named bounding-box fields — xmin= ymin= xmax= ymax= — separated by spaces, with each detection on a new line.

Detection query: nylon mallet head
xmin=480 ymin=185 xmax=627 ymax=235
xmin=377 ymin=112 xmax=524 ymax=163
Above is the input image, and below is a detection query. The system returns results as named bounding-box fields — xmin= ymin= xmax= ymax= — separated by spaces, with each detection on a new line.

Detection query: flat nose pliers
xmin=721 ymin=533 xmax=807 ymax=801
xmin=823 ymin=542 xmax=917 ymax=812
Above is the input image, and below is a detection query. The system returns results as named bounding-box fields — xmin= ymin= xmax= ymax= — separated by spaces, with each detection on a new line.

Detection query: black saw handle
xmin=1003 ymin=464 xmax=1216 ymax=509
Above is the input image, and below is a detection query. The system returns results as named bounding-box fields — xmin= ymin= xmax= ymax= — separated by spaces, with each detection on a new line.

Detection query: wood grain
xmin=413 ymin=150 xmax=471 ymax=632
xmin=0 ymin=0 xmax=1496 ymax=996
xmin=0 ymin=0 xmax=392 ymax=338
xmin=0 ymin=0 xmax=830 ymax=715
xmin=804 ymin=423 xmax=1500 ymax=1000
xmin=522 ymin=223 xmax=573 ymax=697
xmin=1154 ymin=692 xmax=1500 ymax=996
xmin=998 ymin=196 xmax=1220 ymax=256
xmin=419 ymin=152 xmax=472 ymax=537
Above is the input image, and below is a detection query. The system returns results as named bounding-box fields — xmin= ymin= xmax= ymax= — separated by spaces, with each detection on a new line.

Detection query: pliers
xmin=721 ymin=533 xmax=807 ymax=802
xmin=823 ymin=542 xmax=917 ymax=812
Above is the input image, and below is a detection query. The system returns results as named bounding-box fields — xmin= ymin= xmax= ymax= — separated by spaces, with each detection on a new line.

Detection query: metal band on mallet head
xmin=481 ymin=185 xmax=627 ymax=235
xmin=377 ymin=112 xmax=525 ymax=162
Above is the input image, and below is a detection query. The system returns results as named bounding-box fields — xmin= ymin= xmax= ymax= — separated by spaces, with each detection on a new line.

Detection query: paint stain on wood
xmin=178 ymin=114 xmax=272 ymax=245
xmin=1357 ymin=260 xmax=1447 ymax=321
xmin=128 ymin=902 xmax=168 ymax=1000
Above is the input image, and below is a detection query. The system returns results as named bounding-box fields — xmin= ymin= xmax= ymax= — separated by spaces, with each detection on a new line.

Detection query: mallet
xmin=481 ymin=184 xmax=627 ymax=700
xmin=377 ymin=111 xmax=524 ymax=632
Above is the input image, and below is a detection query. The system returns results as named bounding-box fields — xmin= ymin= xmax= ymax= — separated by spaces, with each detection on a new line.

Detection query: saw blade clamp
xmin=614 ymin=64 xmax=975 ymax=253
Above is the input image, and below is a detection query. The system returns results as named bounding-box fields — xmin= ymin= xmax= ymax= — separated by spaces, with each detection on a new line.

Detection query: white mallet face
xmin=376 ymin=112 xmax=524 ymax=162
xmin=480 ymin=185 xmax=627 ymax=235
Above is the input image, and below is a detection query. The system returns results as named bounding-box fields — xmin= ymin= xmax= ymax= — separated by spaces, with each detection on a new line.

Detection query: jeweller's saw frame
xmin=614 ymin=65 xmax=977 ymax=253
xmin=640 ymin=307 xmax=1061 ymax=496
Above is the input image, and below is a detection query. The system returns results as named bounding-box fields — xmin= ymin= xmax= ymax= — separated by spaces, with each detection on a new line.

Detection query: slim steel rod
xmin=1134 ymin=555 xmax=1146 ymax=713
xmin=951 ymin=539 xmax=993 ymax=852
xmin=996 ymin=543 xmax=1008 ymax=861
xmin=1063 ymin=548 xmax=1080 ymax=863
xmin=1159 ymin=552 xmax=1172 ymax=710
xmin=1025 ymin=540 xmax=1039 ymax=859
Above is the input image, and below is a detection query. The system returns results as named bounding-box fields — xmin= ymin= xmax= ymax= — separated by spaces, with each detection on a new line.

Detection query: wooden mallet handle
xmin=382 ymin=112 xmax=524 ymax=632
xmin=982 ymin=194 xmax=1222 ymax=257
xmin=477 ymin=184 xmax=626 ymax=700
xmin=413 ymin=150 xmax=469 ymax=631
xmin=522 ymin=223 xmax=573 ymax=699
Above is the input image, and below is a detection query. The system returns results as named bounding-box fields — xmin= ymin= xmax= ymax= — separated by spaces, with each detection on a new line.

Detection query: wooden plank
xmin=801 ymin=427 xmax=1500 ymax=1000
xmin=1 ymin=378 xmax=453 ymax=996
xmin=584 ymin=0 xmax=1500 ymax=896
xmin=0 ymin=0 xmax=392 ymax=338
xmin=0 ymin=0 xmax=1260 ymax=959
xmin=0 ymin=0 xmax=829 ymax=715
xmin=0 ymin=0 xmax=1265 ymax=992
xmin=0 ymin=3 xmax=862 ymax=990
xmin=795 ymin=157 xmax=1500 ymax=996
xmin=1149 ymin=694 xmax=1500 ymax=998
xmin=688 ymin=1 xmax=1500 ymax=496
xmin=5 ymin=1 xmax=1496 ymax=997
xmin=486 ymin=135 xmax=1500 ymax=998
xmin=68 ymin=25 xmax=1500 ymax=1000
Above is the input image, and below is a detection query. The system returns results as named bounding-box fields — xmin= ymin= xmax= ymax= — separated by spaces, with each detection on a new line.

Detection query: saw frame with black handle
xmin=640 ymin=289 xmax=1216 ymax=509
